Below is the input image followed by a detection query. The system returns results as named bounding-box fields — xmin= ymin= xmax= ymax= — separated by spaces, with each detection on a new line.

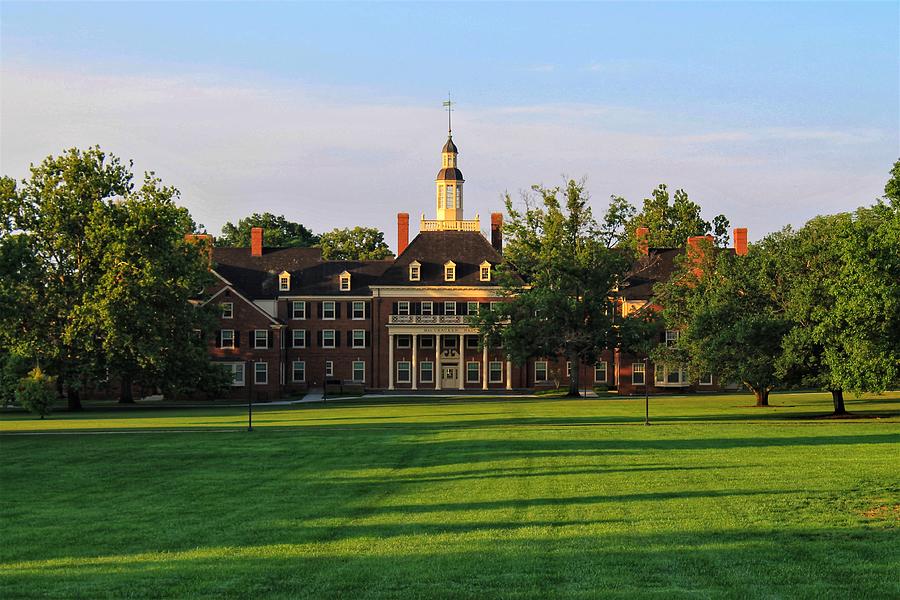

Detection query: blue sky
xmin=2 ymin=2 xmax=898 ymax=248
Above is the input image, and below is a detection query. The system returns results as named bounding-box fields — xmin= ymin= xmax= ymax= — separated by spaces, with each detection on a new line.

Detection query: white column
xmin=434 ymin=335 xmax=441 ymax=391
xmin=506 ymin=356 xmax=513 ymax=390
xmin=482 ymin=341 xmax=489 ymax=390
xmin=388 ymin=333 xmax=394 ymax=390
xmin=411 ymin=333 xmax=418 ymax=391
xmin=458 ymin=333 xmax=465 ymax=390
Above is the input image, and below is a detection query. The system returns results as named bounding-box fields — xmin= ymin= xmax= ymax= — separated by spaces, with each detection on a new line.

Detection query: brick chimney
xmin=733 ymin=227 xmax=748 ymax=256
xmin=251 ymin=227 xmax=263 ymax=257
xmin=636 ymin=227 xmax=649 ymax=255
xmin=397 ymin=213 xmax=409 ymax=255
xmin=686 ymin=235 xmax=714 ymax=278
xmin=490 ymin=213 xmax=503 ymax=254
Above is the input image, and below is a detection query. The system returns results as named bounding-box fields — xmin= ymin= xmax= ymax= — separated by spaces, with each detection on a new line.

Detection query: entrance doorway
xmin=441 ymin=365 xmax=458 ymax=388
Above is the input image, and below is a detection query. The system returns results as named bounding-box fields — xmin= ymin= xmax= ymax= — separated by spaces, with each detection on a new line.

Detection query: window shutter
xmin=365 ymin=331 xmax=370 ymax=347
xmin=365 ymin=303 xmax=371 ymax=318
xmin=392 ymin=302 xmax=397 ymax=315
xmin=436 ymin=302 xmax=444 ymax=315
xmin=234 ymin=331 xmax=240 ymax=348
xmin=457 ymin=302 xmax=464 ymax=315
xmin=480 ymin=302 xmax=489 ymax=313
xmin=215 ymin=331 xmax=221 ymax=348
xmin=335 ymin=332 xmax=341 ymax=347
xmin=346 ymin=331 xmax=352 ymax=346
xmin=335 ymin=302 xmax=342 ymax=318
xmin=412 ymin=302 xmax=420 ymax=315
xmin=317 ymin=331 xmax=322 ymax=347
xmin=268 ymin=331 xmax=274 ymax=348
xmin=317 ymin=302 xmax=323 ymax=318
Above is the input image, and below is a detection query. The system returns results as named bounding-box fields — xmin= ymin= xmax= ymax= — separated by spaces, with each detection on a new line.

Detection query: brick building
xmin=203 ymin=130 xmax=747 ymax=398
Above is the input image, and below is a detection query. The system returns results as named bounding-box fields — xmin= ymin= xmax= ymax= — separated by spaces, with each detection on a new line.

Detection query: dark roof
xmin=442 ymin=136 xmax=458 ymax=153
xmin=435 ymin=167 xmax=464 ymax=181
xmin=619 ymin=246 xmax=736 ymax=300
xmin=377 ymin=231 xmax=517 ymax=286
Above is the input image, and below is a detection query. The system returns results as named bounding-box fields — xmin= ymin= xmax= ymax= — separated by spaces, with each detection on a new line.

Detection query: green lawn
xmin=1 ymin=392 xmax=898 ymax=599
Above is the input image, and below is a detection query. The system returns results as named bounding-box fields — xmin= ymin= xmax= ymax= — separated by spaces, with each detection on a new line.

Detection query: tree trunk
xmin=67 ymin=387 xmax=82 ymax=411
xmin=119 ymin=373 xmax=135 ymax=404
xmin=753 ymin=388 xmax=769 ymax=407
xmin=567 ymin=355 xmax=580 ymax=397
xmin=831 ymin=389 xmax=847 ymax=415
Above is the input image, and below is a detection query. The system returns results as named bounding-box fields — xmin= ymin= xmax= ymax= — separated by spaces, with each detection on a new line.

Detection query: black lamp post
xmin=644 ymin=356 xmax=650 ymax=426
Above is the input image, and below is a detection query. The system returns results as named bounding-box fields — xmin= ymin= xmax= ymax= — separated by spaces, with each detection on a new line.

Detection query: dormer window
xmin=278 ymin=271 xmax=291 ymax=292
xmin=339 ymin=271 xmax=351 ymax=292
xmin=480 ymin=261 xmax=492 ymax=282
xmin=444 ymin=261 xmax=456 ymax=282
xmin=409 ymin=261 xmax=421 ymax=282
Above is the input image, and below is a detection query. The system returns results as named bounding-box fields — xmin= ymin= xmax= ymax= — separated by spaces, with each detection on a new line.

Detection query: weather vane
xmin=443 ymin=93 xmax=454 ymax=134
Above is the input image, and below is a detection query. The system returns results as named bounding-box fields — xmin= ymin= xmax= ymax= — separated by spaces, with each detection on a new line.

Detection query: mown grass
xmin=1 ymin=391 xmax=898 ymax=599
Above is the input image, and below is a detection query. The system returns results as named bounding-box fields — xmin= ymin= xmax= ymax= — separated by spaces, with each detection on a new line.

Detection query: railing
xmin=419 ymin=218 xmax=481 ymax=232
xmin=389 ymin=315 xmax=471 ymax=325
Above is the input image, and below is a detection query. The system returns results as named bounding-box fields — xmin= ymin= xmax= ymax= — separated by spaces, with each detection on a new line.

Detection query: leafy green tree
xmin=318 ymin=226 xmax=394 ymax=260
xmin=217 ymin=213 xmax=318 ymax=248
xmin=623 ymin=184 xmax=730 ymax=249
xmin=472 ymin=180 xmax=630 ymax=397
xmin=15 ymin=366 xmax=56 ymax=419
xmin=884 ymin=158 xmax=900 ymax=206
xmin=655 ymin=237 xmax=790 ymax=406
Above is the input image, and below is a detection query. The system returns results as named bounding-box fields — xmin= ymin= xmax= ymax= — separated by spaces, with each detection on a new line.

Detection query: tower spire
xmin=443 ymin=93 xmax=453 ymax=135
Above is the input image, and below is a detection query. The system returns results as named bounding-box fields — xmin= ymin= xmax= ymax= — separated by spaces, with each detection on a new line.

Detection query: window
xmin=339 ymin=271 xmax=351 ymax=292
xmin=699 ymin=372 xmax=714 ymax=386
xmin=656 ymin=365 xmax=688 ymax=385
xmin=322 ymin=301 xmax=336 ymax=320
xmin=322 ymin=329 xmax=336 ymax=348
xmin=255 ymin=362 xmax=268 ymax=385
xmin=480 ymin=261 xmax=491 ymax=282
xmin=221 ymin=329 xmax=235 ymax=349
xmin=396 ymin=335 xmax=411 ymax=349
xmin=444 ymin=301 xmax=456 ymax=316
xmin=292 ymin=361 xmax=306 ymax=383
xmin=420 ymin=361 xmax=434 ymax=383
xmin=279 ymin=272 xmax=291 ymax=292
xmin=291 ymin=301 xmax=306 ymax=320
xmin=421 ymin=301 xmax=433 ymax=316
xmin=352 ymin=361 xmax=365 ymax=382
xmin=409 ymin=261 xmax=421 ymax=282
xmin=490 ymin=301 xmax=498 ymax=312
xmin=444 ymin=261 xmax=456 ymax=282
xmin=489 ymin=361 xmax=503 ymax=383
xmin=467 ymin=302 xmax=479 ymax=315
xmin=224 ymin=362 xmax=244 ymax=386
xmin=442 ymin=336 xmax=457 ymax=349
xmin=466 ymin=336 xmax=479 ymax=349
xmin=325 ymin=360 xmax=333 ymax=377
xmin=466 ymin=362 xmax=480 ymax=383
xmin=397 ymin=361 xmax=411 ymax=383
xmin=566 ymin=361 xmax=572 ymax=378
xmin=632 ymin=363 xmax=645 ymax=385
xmin=665 ymin=330 xmax=680 ymax=347
xmin=352 ymin=330 xmax=366 ymax=348
xmin=456 ymin=185 xmax=462 ymax=208
xmin=254 ymin=329 xmax=268 ymax=349
xmin=221 ymin=302 xmax=233 ymax=319
xmin=397 ymin=301 xmax=410 ymax=316
xmin=594 ymin=361 xmax=607 ymax=383
xmin=352 ymin=301 xmax=365 ymax=320
xmin=446 ymin=185 xmax=454 ymax=209
xmin=292 ymin=329 xmax=306 ymax=348
xmin=420 ymin=336 xmax=435 ymax=349
xmin=535 ymin=361 xmax=548 ymax=383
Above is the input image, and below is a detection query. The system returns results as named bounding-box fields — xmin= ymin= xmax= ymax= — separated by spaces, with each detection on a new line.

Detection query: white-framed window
xmin=632 ymin=362 xmax=646 ymax=385
xmin=442 ymin=336 xmax=457 ymax=349
xmin=396 ymin=335 xmax=411 ymax=349
xmin=566 ymin=361 xmax=572 ymax=378
xmin=480 ymin=262 xmax=491 ymax=282
xmin=490 ymin=301 xmax=498 ymax=312
xmin=420 ymin=361 xmax=434 ymax=383
xmin=466 ymin=362 xmax=480 ymax=383
xmin=221 ymin=329 xmax=235 ymax=349
xmin=445 ymin=185 xmax=454 ymax=209
xmin=409 ymin=261 xmax=421 ymax=282
xmin=456 ymin=185 xmax=462 ymax=208
xmin=292 ymin=360 xmax=306 ymax=383
xmin=254 ymin=329 xmax=268 ymax=349
xmin=535 ymin=361 xmax=548 ymax=383
xmin=352 ymin=301 xmax=365 ymax=320
xmin=352 ymin=329 xmax=366 ymax=348
xmin=699 ymin=372 xmax=714 ymax=386
xmin=420 ymin=336 xmax=435 ymax=349
xmin=465 ymin=336 xmax=479 ymax=349
xmin=594 ymin=361 xmax=607 ymax=383
xmin=656 ymin=365 xmax=688 ymax=385
xmin=221 ymin=302 xmax=233 ymax=319
xmin=325 ymin=360 xmax=334 ymax=377
xmin=255 ymin=362 xmax=268 ymax=385
xmin=665 ymin=330 xmax=680 ymax=347
xmin=223 ymin=362 xmax=244 ymax=386
xmin=322 ymin=329 xmax=336 ymax=348
xmin=291 ymin=301 xmax=306 ymax=320
xmin=339 ymin=271 xmax=351 ymax=292
xmin=322 ymin=301 xmax=336 ymax=320
xmin=489 ymin=361 xmax=503 ymax=383
xmin=444 ymin=301 xmax=456 ymax=316
xmin=467 ymin=301 xmax=479 ymax=315
xmin=352 ymin=361 xmax=365 ymax=382
xmin=292 ymin=329 xmax=306 ymax=348
xmin=397 ymin=301 xmax=410 ymax=316
xmin=444 ymin=261 xmax=456 ymax=282
xmin=421 ymin=301 xmax=433 ymax=316
xmin=397 ymin=361 xmax=411 ymax=383
xmin=279 ymin=272 xmax=291 ymax=291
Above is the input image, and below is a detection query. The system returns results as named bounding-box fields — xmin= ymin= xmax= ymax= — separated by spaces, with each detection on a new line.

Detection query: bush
xmin=593 ymin=384 xmax=610 ymax=395
xmin=1 ymin=351 xmax=31 ymax=406
xmin=16 ymin=367 xmax=56 ymax=419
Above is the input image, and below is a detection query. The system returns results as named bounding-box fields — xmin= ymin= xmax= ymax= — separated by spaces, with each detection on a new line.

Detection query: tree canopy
xmin=217 ymin=212 xmax=318 ymax=248
xmin=623 ymin=184 xmax=730 ymax=249
xmin=318 ymin=226 xmax=394 ymax=260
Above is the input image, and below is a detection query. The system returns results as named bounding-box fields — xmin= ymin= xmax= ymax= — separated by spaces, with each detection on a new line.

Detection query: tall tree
xmin=624 ymin=184 xmax=730 ymax=248
xmin=318 ymin=226 xmax=394 ymax=260
xmin=217 ymin=213 xmax=318 ymax=248
xmin=472 ymin=180 xmax=630 ymax=397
